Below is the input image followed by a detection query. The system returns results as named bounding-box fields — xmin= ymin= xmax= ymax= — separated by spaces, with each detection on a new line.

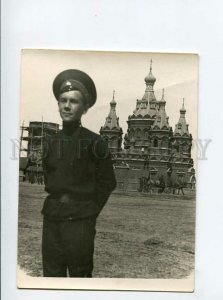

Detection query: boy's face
xmin=58 ymin=90 xmax=87 ymax=122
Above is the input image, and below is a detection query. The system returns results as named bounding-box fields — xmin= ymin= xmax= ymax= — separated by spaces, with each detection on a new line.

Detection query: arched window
xmin=111 ymin=137 xmax=117 ymax=147
xmin=153 ymin=138 xmax=158 ymax=147
xmin=161 ymin=137 xmax=168 ymax=148
xmin=136 ymin=128 xmax=141 ymax=139
xmin=129 ymin=128 xmax=134 ymax=139
xmin=144 ymin=129 xmax=149 ymax=140
xmin=182 ymin=143 xmax=189 ymax=152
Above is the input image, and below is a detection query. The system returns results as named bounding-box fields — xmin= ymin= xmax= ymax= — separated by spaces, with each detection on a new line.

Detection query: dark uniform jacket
xmin=42 ymin=123 xmax=116 ymax=221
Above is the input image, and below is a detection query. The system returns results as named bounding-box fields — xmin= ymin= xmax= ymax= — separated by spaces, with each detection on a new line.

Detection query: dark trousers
xmin=177 ymin=187 xmax=184 ymax=195
xmin=42 ymin=217 xmax=96 ymax=277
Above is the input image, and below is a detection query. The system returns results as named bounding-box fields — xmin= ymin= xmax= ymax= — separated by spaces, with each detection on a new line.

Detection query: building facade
xmin=100 ymin=61 xmax=195 ymax=192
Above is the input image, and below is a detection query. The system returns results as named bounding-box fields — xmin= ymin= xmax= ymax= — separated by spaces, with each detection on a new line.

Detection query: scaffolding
xmin=20 ymin=119 xmax=60 ymax=162
xmin=19 ymin=119 xmax=60 ymax=184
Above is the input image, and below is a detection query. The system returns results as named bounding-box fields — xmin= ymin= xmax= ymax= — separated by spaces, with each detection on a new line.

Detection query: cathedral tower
xmin=99 ymin=63 xmax=195 ymax=191
xmin=100 ymin=91 xmax=123 ymax=153
xmin=171 ymin=99 xmax=193 ymax=171
xmin=150 ymin=88 xmax=172 ymax=164
xmin=124 ymin=60 xmax=160 ymax=151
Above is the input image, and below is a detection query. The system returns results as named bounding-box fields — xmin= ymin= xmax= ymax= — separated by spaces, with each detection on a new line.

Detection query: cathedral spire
xmin=110 ymin=90 xmax=116 ymax=109
xmin=153 ymin=88 xmax=169 ymax=129
xmin=160 ymin=88 xmax=166 ymax=103
xmin=133 ymin=60 xmax=157 ymax=118
xmin=180 ymin=98 xmax=186 ymax=114
xmin=174 ymin=98 xmax=190 ymax=136
xmin=112 ymin=90 xmax=115 ymax=101
xmin=100 ymin=91 xmax=123 ymax=153
xmin=101 ymin=91 xmax=120 ymax=130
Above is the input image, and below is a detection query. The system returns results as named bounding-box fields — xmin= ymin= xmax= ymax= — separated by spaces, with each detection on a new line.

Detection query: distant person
xmin=176 ymin=177 xmax=185 ymax=195
xmin=37 ymin=171 xmax=41 ymax=185
xmin=30 ymin=170 xmax=34 ymax=184
xmin=166 ymin=167 xmax=173 ymax=194
xmin=158 ymin=174 xmax=165 ymax=193
xmin=42 ymin=69 xmax=116 ymax=277
xmin=139 ymin=177 xmax=143 ymax=192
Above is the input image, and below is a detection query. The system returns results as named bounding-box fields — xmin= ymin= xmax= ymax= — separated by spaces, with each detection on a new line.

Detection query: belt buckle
xmin=59 ymin=193 xmax=70 ymax=204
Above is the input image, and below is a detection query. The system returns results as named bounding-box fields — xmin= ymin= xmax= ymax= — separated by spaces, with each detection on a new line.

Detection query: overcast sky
xmin=20 ymin=50 xmax=198 ymax=159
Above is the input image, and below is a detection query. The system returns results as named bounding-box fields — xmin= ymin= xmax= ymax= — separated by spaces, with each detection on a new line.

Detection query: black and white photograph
xmin=17 ymin=49 xmax=198 ymax=291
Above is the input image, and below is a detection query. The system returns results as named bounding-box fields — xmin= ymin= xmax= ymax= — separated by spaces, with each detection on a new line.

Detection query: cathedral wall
xmin=113 ymin=160 xmax=193 ymax=192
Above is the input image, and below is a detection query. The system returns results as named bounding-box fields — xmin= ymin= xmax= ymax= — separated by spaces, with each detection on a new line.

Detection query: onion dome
xmin=145 ymin=60 xmax=156 ymax=85
xmin=180 ymin=98 xmax=186 ymax=114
